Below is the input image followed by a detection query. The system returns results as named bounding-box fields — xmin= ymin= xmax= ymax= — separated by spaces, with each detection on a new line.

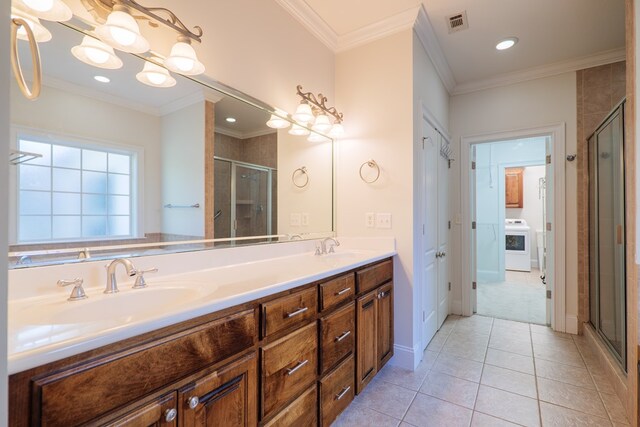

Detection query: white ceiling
xmin=293 ymin=0 xmax=625 ymax=88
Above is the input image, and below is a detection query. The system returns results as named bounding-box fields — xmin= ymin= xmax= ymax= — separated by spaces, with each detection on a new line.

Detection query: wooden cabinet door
xmin=356 ymin=290 xmax=377 ymax=394
xmin=102 ymin=392 xmax=178 ymax=427
xmin=376 ymin=282 xmax=393 ymax=371
xmin=179 ymin=352 xmax=257 ymax=427
xmin=505 ymin=168 xmax=523 ymax=208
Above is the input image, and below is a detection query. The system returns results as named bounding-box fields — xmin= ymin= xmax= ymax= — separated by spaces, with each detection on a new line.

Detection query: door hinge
xmin=546 ymin=222 xmax=552 ymax=231
xmin=471 ymin=161 xmax=476 ymax=170
xmin=448 ymin=282 xmax=451 ymax=291
xmin=422 ymin=224 xmax=425 ymax=235
xmin=423 ymin=311 xmax=426 ymax=322
xmin=472 ymin=221 xmax=476 ymax=230
xmin=422 ymin=137 xmax=427 ymax=149
xmin=448 ymin=220 xmax=451 ymax=230
xmin=546 ymin=154 xmax=551 ymax=165
xmin=546 ymin=290 xmax=552 ymax=299
xmin=472 ymin=281 xmax=477 ymax=290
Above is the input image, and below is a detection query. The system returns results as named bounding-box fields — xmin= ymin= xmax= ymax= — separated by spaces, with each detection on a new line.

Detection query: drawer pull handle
xmin=335 ymin=287 xmax=351 ymax=296
xmin=378 ymin=291 xmax=387 ymax=299
xmin=335 ymin=385 xmax=351 ymax=400
xmin=286 ymin=359 xmax=309 ymax=375
xmin=187 ymin=396 xmax=200 ymax=409
xmin=164 ymin=408 xmax=178 ymax=422
xmin=286 ymin=307 xmax=308 ymax=318
xmin=335 ymin=330 xmax=351 ymax=342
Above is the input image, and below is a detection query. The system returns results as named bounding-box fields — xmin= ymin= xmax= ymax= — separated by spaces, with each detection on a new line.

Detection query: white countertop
xmin=8 ymin=238 xmax=395 ymax=374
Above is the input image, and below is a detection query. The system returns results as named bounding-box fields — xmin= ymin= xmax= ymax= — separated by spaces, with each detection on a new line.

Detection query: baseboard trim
xmin=389 ymin=343 xmax=422 ymax=370
xmin=450 ymin=299 xmax=462 ymax=315
xmin=565 ymin=315 xmax=578 ymax=334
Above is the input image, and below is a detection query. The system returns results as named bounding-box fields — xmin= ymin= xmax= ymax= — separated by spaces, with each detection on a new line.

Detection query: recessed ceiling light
xmin=226 ymin=117 xmax=237 ymax=123
xmin=94 ymin=75 xmax=110 ymax=83
xmin=496 ymin=37 xmax=518 ymax=51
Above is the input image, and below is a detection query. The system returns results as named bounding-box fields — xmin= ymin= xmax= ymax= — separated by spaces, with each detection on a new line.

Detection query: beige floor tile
xmin=533 ymin=344 xmax=585 ymax=367
xmin=471 ymin=412 xmax=521 ymax=426
xmin=431 ymin=353 xmax=484 ymax=382
xmin=537 ymin=377 xmax=608 ymax=418
xmin=331 ymin=399 xmax=401 ymax=427
xmin=534 ymin=358 xmax=595 ymax=389
xmin=355 ymin=376 xmax=417 ymax=420
xmin=492 ymin=318 xmax=531 ymax=332
xmin=600 ymin=392 xmax=630 ymax=424
xmin=480 ymin=364 xmax=537 ymax=398
xmin=539 ymin=401 xmax=612 ymax=426
xmin=403 ymin=394 xmax=473 ymax=427
xmin=488 ymin=335 xmax=532 ymax=357
xmin=420 ymin=371 xmax=479 ymax=409
xmin=376 ymin=360 xmax=431 ymax=392
xmin=426 ymin=330 xmax=449 ymax=352
xmin=441 ymin=339 xmax=488 ymax=362
xmin=532 ymin=337 xmax=578 ymax=353
xmin=475 ymin=385 xmax=540 ymax=427
xmin=485 ymin=348 xmax=535 ymax=375
xmin=531 ymin=331 xmax=575 ymax=346
xmin=588 ymin=367 xmax=617 ymax=395
xmin=490 ymin=327 xmax=530 ymax=343
xmin=530 ymin=324 xmax=569 ymax=337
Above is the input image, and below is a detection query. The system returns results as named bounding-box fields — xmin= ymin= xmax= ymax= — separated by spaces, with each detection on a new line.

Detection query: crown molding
xmin=274 ymin=0 xmax=338 ymax=51
xmin=413 ymin=5 xmax=456 ymax=94
xmin=336 ymin=7 xmax=420 ymax=53
xmin=215 ymin=126 xmax=276 ymax=140
xmin=159 ymin=89 xmax=224 ymax=116
xmin=453 ymin=47 xmax=626 ymax=95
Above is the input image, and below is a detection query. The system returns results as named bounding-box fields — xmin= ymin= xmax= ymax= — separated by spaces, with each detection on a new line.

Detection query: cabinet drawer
xmin=33 ymin=309 xmax=257 ymax=426
xmin=262 ymin=287 xmax=317 ymax=337
xmin=320 ymin=273 xmax=355 ymax=311
xmin=261 ymin=323 xmax=318 ymax=418
xmin=100 ymin=392 xmax=177 ymax=427
xmin=320 ymin=302 xmax=355 ymax=375
xmin=320 ymin=355 xmax=355 ymax=427
xmin=356 ymin=259 xmax=392 ymax=294
xmin=263 ymin=384 xmax=317 ymax=427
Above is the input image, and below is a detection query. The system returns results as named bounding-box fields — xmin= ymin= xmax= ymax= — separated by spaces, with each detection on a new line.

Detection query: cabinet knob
xmin=164 ymin=408 xmax=177 ymax=422
xmin=187 ymin=396 xmax=200 ymax=409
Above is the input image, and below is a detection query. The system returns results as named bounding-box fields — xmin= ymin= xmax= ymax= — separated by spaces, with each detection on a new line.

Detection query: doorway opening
xmin=473 ymin=138 xmax=548 ymax=324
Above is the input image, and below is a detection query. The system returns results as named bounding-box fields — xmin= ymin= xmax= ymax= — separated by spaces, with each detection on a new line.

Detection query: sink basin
xmin=11 ymin=284 xmax=213 ymax=326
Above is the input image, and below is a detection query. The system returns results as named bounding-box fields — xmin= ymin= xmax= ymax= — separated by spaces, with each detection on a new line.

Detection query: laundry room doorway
xmin=462 ymin=127 xmax=565 ymax=327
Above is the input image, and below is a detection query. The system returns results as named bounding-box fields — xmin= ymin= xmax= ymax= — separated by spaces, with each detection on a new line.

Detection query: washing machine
xmin=505 ymin=219 xmax=531 ymax=272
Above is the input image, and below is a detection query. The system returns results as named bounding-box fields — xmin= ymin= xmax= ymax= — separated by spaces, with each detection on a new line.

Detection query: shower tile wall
xmin=576 ymin=61 xmax=626 ymax=330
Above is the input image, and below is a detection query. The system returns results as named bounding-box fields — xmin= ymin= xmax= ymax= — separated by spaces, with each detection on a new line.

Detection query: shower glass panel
xmin=588 ymin=100 xmax=626 ymax=370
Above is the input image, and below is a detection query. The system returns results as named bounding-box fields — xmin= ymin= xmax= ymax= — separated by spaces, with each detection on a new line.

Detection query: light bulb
xmin=110 ymin=26 xmax=136 ymax=46
xmin=22 ymin=0 xmax=53 ymax=12
xmin=136 ymin=61 xmax=176 ymax=88
xmin=147 ymin=71 xmax=167 ymax=85
xmin=19 ymin=0 xmax=71 ymax=21
xmin=292 ymin=102 xmax=314 ymax=123
xmin=96 ymin=9 xmax=149 ymax=53
xmin=71 ymin=35 xmax=123 ymax=69
xmin=289 ymin=124 xmax=310 ymax=136
xmin=311 ymin=114 xmax=332 ymax=133
xmin=165 ymin=41 xmax=205 ymax=75
xmin=85 ymin=47 xmax=109 ymax=64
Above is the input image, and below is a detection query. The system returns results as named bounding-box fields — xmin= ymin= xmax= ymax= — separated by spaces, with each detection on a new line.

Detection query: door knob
xmin=164 ymin=408 xmax=177 ymax=422
xmin=187 ymin=396 xmax=200 ymax=409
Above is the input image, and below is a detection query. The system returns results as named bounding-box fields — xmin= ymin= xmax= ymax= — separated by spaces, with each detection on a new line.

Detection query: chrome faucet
xmin=317 ymin=237 xmax=340 ymax=255
xmin=105 ymin=258 xmax=137 ymax=294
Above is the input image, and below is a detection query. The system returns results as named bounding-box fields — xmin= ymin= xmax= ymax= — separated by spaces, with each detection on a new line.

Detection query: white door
xmin=437 ymin=136 xmax=449 ymax=327
xmin=545 ymin=138 xmax=554 ymax=326
xmin=421 ymin=123 xmax=438 ymax=349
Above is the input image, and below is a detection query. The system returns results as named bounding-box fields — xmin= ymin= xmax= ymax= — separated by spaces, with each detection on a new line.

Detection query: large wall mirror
xmin=9 ymin=17 xmax=334 ymax=268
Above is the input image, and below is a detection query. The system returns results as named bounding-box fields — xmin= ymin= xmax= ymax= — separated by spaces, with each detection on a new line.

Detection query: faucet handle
xmin=57 ymin=278 xmax=87 ymax=301
xmin=133 ymin=268 xmax=158 ymax=289
xmin=315 ymin=244 xmax=323 ymax=256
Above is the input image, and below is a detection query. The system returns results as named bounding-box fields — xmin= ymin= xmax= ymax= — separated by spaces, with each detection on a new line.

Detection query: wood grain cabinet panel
xmin=320 ymin=302 xmax=355 ymax=375
xmin=33 ymin=309 xmax=257 ymax=426
xmin=356 ymin=290 xmax=377 ymax=394
xmin=319 ymin=273 xmax=355 ymax=312
xmin=101 ymin=392 xmax=178 ymax=427
xmin=356 ymin=260 xmax=393 ymax=294
xmin=320 ymin=356 xmax=355 ymax=427
xmin=261 ymin=287 xmax=317 ymax=337
xmin=505 ymin=167 xmax=524 ymax=208
xmin=377 ymin=282 xmax=394 ymax=371
xmin=263 ymin=385 xmax=317 ymax=427
xmin=179 ymin=352 xmax=257 ymax=427
xmin=260 ymin=323 xmax=318 ymax=418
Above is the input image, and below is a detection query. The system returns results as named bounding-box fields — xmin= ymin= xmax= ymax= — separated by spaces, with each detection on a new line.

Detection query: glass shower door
xmin=234 ymin=165 xmax=271 ymax=238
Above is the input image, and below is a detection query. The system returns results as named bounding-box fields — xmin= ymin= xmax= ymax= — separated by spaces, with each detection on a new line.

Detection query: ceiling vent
xmin=446 ymin=11 xmax=469 ymax=33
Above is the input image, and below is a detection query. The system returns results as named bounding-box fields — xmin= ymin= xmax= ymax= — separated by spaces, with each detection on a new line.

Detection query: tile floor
xmin=332 ymin=315 xmax=630 ymax=427
xmin=477 ymin=269 xmax=547 ymax=325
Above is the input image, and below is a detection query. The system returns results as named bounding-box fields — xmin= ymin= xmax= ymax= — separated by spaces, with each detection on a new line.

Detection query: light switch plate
xmin=290 ymin=213 xmax=301 ymax=226
xmin=376 ymin=213 xmax=392 ymax=229
xmin=301 ymin=213 xmax=309 ymax=226
xmin=365 ymin=212 xmax=375 ymax=228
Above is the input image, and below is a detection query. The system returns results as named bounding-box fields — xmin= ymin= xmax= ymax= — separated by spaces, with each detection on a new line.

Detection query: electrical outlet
xmin=376 ymin=213 xmax=392 ymax=229
xmin=301 ymin=213 xmax=309 ymax=226
xmin=290 ymin=213 xmax=301 ymax=226
xmin=365 ymin=212 xmax=375 ymax=228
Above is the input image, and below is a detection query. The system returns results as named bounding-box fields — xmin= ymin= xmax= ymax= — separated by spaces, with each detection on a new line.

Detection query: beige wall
xmin=449 ymin=72 xmax=578 ymax=332
xmin=1 ymin=0 xmax=9 ymax=422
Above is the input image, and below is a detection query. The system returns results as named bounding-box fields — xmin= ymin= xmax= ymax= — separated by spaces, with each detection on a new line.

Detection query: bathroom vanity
xmin=8 ymin=248 xmax=394 ymax=426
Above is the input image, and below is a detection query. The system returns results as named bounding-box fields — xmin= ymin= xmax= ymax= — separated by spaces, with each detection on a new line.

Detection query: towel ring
xmin=359 ymin=159 xmax=380 ymax=184
xmin=11 ymin=18 xmax=42 ymax=100
xmin=292 ymin=166 xmax=309 ymax=188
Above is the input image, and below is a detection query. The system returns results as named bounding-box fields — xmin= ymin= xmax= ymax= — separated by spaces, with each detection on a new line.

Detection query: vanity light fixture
xmin=164 ymin=38 xmax=205 ymax=75
xmin=311 ymin=113 xmax=331 ymax=133
xmin=289 ymin=124 xmax=310 ymax=136
xmin=18 ymin=0 xmax=71 ymax=22
xmin=496 ymin=37 xmax=518 ymax=51
xmin=328 ymin=122 xmax=345 ymax=138
xmin=94 ymin=75 xmax=110 ymax=83
xmin=292 ymin=102 xmax=314 ymax=123
xmin=96 ymin=5 xmax=150 ymax=53
xmin=11 ymin=6 xmax=52 ymax=42
xmin=295 ymin=85 xmax=344 ymax=138
xmin=71 ymin=35 xmax=123 ymax=69
xmin=266 ymin=113 xmax=291 ymax=129
xmin=135 ymin=61 xmax=176 ymax=88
